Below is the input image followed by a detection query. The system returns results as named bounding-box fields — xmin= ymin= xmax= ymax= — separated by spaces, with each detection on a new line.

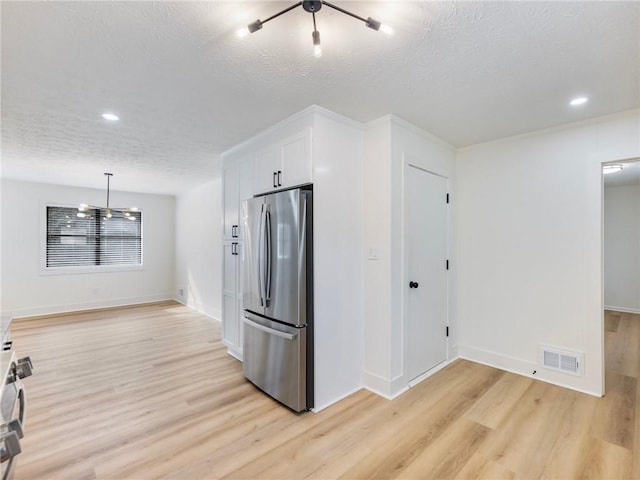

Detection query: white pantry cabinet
xmin=221 ymin=105 xmax=364 ymax=411
xmin=222 ymin=240 xmax=243 ymax=358
xmin=222 ymin=156 xmax=252 ymax=241
xmin=253 ymin=130 xmax=312 ymax=194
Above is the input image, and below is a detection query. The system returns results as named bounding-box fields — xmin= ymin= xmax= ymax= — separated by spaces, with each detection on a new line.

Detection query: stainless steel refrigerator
xmin=242 ymin=187 xmax=313 ymax=412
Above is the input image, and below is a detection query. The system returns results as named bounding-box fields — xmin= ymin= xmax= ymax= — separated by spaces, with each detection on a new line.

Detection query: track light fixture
xmin=236 ymin=0 xmax=393 ymax=56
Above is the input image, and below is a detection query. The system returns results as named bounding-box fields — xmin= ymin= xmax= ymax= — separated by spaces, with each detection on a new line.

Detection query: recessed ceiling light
xmin=603 ymin=164 xmax=624 ymax=174
xmin=569 ymin=97 xmax=588 ymax=106
xmin=101 ymin=113 xmax=120 ymax=121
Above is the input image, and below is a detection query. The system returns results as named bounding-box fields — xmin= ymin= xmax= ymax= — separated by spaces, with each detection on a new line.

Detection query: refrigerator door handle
xmin=243 ymin=316 xmax=297 ymax=341
xmin=258 ymin=204 xmax=266 ymax=306
xmin=265 ymin=206 xmax=272 ymax=303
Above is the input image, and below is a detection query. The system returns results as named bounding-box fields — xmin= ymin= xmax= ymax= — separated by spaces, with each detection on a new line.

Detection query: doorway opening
xmin=602 ymin=158 xmax=640 ymax=396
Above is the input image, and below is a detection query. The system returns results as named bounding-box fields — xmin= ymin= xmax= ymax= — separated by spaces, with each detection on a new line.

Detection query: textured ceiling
xmin=1 ymin=1 xmax=639 ymax=195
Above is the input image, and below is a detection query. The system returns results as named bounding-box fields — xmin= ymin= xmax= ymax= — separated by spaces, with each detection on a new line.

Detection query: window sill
xmin=39 ymin=264 xmax=144 ymax=276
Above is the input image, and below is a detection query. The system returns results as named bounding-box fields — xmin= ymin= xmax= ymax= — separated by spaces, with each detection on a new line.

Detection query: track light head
xmin=365 ymin=17 xmax=380 ymax=31
xmin=312 ymin=30 xmax=322 ymax=57
xmin=365 ymin=16 xmax=393 ymax=35
xmin=248 ymin=19 xmax=263 ymax=33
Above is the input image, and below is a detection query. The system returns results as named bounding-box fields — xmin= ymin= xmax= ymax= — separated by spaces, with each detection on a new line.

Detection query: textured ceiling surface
xmin=1 ymin=1 xmax=639 ymax=194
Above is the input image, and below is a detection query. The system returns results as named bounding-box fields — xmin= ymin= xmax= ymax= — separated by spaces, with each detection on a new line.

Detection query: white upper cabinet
xmin=253 ymin=146 xmax=281 ymax=194
xmin=223 ymin=156 xmax=252 ymax=240
xmin=253 ymin=130 xmax=312 ymax=194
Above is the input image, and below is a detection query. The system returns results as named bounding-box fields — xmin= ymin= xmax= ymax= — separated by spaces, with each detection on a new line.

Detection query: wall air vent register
xmin=539 ymin=345 xmax=584 ymax=376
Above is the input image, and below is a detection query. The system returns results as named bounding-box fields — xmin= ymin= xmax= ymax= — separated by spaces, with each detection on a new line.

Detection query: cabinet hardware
xmin=409 ymin=281 xmax=419 ymax=289
xmin=277 ymin=170 xmax=282 ymax=187
xmin=232 ymin=225 xmax=239 ymax=238
xmin=273 ymin=172 xmax=277 ymax=188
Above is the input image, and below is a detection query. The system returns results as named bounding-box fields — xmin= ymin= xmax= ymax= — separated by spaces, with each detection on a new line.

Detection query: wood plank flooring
xmin=7 ymin=303 xmax=640 ymax=479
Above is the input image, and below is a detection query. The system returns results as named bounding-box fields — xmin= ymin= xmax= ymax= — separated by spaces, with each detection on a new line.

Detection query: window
xmin=46 ymin=206 xmax=142 ymax=268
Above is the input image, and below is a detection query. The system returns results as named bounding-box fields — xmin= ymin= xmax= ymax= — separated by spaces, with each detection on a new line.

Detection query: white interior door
xmin=405 ymin=164 xmax=448 ymax=382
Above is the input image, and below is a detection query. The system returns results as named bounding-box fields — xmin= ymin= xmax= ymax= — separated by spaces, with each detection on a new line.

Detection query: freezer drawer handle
xmin=243 ymin=317 xmax=297 ymax=341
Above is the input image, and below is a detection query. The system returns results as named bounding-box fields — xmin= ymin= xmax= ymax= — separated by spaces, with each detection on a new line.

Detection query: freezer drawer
xmin=242 ymin=313 xmax=308 ymax=412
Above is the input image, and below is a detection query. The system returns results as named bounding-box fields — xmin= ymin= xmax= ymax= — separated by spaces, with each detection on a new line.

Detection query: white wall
xmin=604 ymin=183 xmax=640 ymax=313
xmin=312 ymin=110 xmax=364 ymax=410
xmin=456 ymin=109 xmax=640 ymax=396
xmin=175 ymin=178 xmax=222 ymax=319
xmin=1 ymin=179 xmax=175 ymax=317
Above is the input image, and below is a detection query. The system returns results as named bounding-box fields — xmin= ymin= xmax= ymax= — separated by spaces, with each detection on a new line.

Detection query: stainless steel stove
xmin=1 ymin=322 xmax=33 ymax=480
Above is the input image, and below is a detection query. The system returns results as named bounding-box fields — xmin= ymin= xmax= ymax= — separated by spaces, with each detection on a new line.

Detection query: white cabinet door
xmin=252 ymin=130 xmax=312 ymax=195
xmin=281 ymin=131 xmax=312 ymax=189
xmin=236 ymin=156 xmax=253 ymax=240
xmin=223 ymin=164 xmax=239 ymax=240
xmin=224 ymin=156 xmax=252 ymax=240
xmin=222 ymin=241 xmax=241 ymax=350
xmin=253 ymin=147 xmax=280 ymax=194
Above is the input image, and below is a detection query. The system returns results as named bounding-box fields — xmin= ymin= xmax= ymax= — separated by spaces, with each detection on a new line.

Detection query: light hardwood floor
xmin=7 ymin=303 xmax=640 ymax=479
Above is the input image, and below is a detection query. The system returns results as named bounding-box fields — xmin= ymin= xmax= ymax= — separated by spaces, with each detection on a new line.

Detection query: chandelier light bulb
xmin=312 ymin=29 xmax=321 ymax=58
xmin=380 ymin=24 xmax=393 ymax=35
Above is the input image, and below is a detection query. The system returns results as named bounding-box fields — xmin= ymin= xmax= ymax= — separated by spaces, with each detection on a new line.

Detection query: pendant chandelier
xmin=77 ymin=173 xmax=138 ymax=221
xmin=237 ymin=0 xmax=393 ymax=57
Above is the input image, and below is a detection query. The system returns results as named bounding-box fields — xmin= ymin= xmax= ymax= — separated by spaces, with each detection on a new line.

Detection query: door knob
xmin=409 ymin=281 xmax=419 ymax=289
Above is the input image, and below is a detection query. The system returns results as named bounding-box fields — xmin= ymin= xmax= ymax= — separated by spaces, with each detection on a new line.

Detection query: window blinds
xmin=46 ymin=206 xmax=142 ymax=268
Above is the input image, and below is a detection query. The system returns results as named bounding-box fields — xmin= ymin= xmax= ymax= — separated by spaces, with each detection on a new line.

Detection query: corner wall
xmin=175 ymin=178 xmax=223 ymax=320
xmin=0 ymin=179 xmax=176 ymax=317
xmin=456 ymin=109 xmax=640 ymax=396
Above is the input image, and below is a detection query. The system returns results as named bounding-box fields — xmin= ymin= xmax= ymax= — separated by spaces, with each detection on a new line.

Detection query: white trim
xmin=408 ymin=358 xmax=454 ymax=388
xmin=4 ymin=294 xmax=174 ymax=319
xmin=225 ymin=345 xmax=243 ymax=361
xmin=173 ymin=297 xmax=221 ymax=322
xmin=458 ymin=108 xmax=640 ymax=153
xmin=222 ymin=105 xmax=362 ymax=158
xmin=457 ymin=345 xmax=602 ymax=398
xmin=604 ymin=305 xmax=640 ymax=315
xmin=362 ymin=370 xmax=409 ymax=400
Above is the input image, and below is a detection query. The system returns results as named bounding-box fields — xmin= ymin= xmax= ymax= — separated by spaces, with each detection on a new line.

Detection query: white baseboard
xmin=174 ymin=297 xmax=221 ymax=322
xmin=225 ymin=344 xmax=243 ymax=362
xmin=362 ymin=370 xmax=408 ymax=400
xmin=604 ymin=305 xmax=640 ymax=315
xmin=4 ymin=294 xmax=175 ymax=319
xmin=408 ymin=358 xmax=454 ymax=388
xmin=312 ymin=385 xmax=364 ymax=413
xmin=457 ymin=344 xmax=602 ymax=397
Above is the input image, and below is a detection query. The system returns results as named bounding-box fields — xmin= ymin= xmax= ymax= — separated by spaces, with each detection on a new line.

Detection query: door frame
xmin=601 ymin=156 xmax=640 ymax=394
xmin=401 ymin=155 xmax=451 ymax=387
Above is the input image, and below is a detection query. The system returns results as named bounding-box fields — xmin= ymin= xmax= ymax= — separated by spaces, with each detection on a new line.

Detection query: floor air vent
xmin=539 ymin=345 xmax=583 ymax=376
